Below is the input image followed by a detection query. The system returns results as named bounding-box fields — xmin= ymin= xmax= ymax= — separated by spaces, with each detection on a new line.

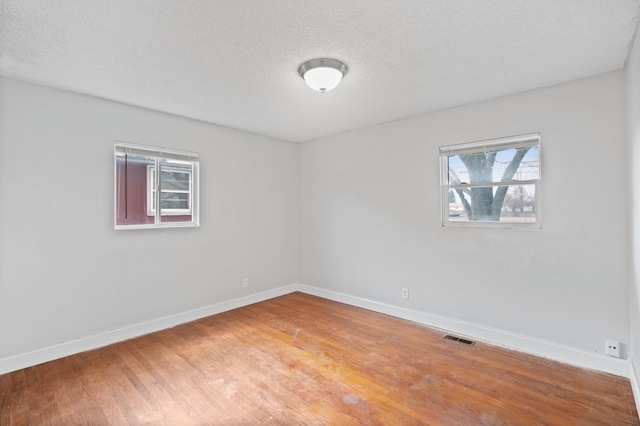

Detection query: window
xmin=115 ymin=142 xmax=199 ymax=229
xmin=146 ymin=165 xmax=192 ymax=216
xmin=440 ymin=133 xmax=541 ymax=228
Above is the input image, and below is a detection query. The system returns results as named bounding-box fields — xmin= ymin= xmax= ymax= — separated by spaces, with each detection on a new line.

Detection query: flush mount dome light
xmin=298 ymin=58 xmax=347 ymax=93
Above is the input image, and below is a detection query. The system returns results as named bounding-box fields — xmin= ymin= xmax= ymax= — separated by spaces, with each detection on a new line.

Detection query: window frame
xmin=439 ymin=133 xmax=542 ymax=229
xmin=146 ymin=165 xmax=193 ymax=216
xmin=114 ymin=141 xmax=200 ymax=230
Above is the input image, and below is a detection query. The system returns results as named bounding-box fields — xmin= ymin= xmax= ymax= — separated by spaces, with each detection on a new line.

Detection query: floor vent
xmin=443 ymin=335 xmax=475 ymax=346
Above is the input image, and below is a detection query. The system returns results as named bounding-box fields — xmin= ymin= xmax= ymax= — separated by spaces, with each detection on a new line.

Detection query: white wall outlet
xmin=605 ymin=339 xmax=621 ymax=358
xmin=401 ymin=288 xmax=409 ymax=299
xmin=242 ymin=278 xmax=248 ymax=288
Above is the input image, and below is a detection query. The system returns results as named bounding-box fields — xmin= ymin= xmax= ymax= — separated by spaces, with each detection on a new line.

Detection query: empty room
xmin=1 ymin=1 xmax=640 ymax=424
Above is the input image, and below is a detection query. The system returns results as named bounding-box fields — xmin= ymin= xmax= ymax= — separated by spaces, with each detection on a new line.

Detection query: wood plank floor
xmin=1 ymin=292 xmax=638 ymax=425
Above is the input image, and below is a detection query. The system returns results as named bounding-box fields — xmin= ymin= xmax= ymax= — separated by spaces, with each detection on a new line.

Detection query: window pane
xmin=448 ymin=146 xmax=539 ymax=185
xmin=161 ymin=170 xmax=190 ymax=191
xmin=448 ymin=184 xmax=536 ymax=223
xmin=159 ymin=159 xmax=193 ymax=223
xmin=115 ymin=152 xmax=155 ymax=226
xmin=161 ymin=192 xmax=189 ymax=210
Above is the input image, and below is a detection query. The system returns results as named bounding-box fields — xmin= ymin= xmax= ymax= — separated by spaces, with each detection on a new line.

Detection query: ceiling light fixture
xmin=298 ymin=58 xmax=347 ymax=93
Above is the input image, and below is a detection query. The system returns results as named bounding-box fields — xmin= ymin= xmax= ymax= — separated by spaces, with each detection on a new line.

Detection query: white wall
xmin=626 ymin=22 xmax=640 ymax=394
xmin=0 ymin=68 xmax=635 ymax=381
xmin=299 ymin=71 xmax=630 ymax=355
xmin=0 ymin=77 xmax=298 ymax=359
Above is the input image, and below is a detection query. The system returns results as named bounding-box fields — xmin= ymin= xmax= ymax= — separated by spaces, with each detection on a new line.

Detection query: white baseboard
xmin=297 ymin=284 xmax=630 ymax=378
xmin=1 ymin=283 xmax=633 ymax=386
xmin=0 ymin=284 xmax=299 ymax=376
xmin=631 ymin=360 xmax=640 ymax=420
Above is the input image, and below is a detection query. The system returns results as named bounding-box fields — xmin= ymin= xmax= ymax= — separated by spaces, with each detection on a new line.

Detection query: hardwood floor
xmin=1 ymin=292 xmax=638 ymax=425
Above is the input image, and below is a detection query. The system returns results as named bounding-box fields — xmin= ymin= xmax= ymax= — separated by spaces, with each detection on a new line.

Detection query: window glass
xmin=440 ymin=134 xmax=541 ymax=227
xmin=447 ymin=146 xmax=539 ymax=185
xmin=115 ymin=142 xmax=199 ymax=229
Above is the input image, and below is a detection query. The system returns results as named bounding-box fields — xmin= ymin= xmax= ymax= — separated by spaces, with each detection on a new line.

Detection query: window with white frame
xmin=146 ymin=165 xmax=192 ymax=216
xmin=115 ymin=142 xmax=199 ymax=229
xmin=440 ymin=133 xmax=541 ymax=228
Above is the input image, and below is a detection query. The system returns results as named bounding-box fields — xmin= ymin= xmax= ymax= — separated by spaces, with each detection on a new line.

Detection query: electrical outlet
xmin=401 ymin=288 xmax=409 ymax=299
xmin=605 ymin=339 xmax=621 ymax=358
xmin=242 ymin=278 xmax=248 ymax=288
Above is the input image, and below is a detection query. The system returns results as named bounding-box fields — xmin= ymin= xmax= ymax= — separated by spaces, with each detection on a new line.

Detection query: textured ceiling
xmin=1 ymin=1 xmax=639 ymax=142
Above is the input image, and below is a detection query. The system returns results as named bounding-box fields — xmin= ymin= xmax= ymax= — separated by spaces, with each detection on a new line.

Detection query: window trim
xmin=114 ymin=141 xmax=200 ymax=230
xmin=439 ymin=133 xmax=542 ymax=229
